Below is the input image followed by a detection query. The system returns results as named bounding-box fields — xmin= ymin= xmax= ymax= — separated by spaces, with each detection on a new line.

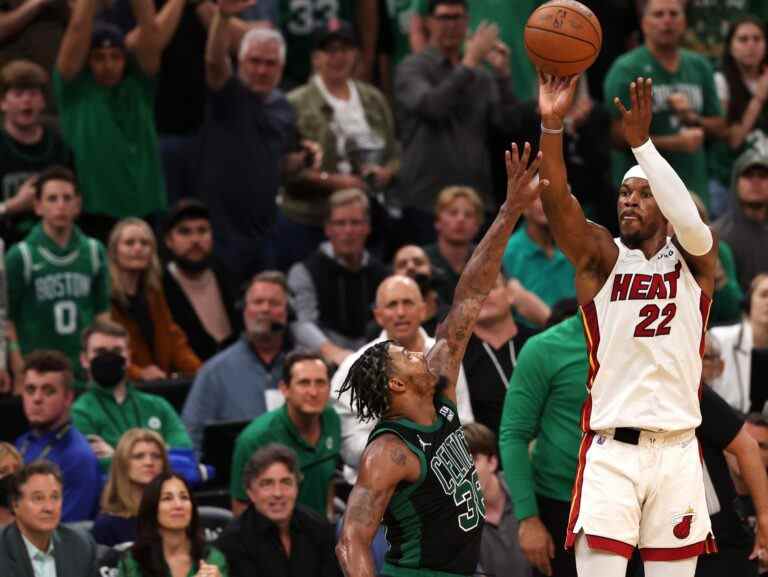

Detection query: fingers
xmin=613 ymin=95 xmax=628 ymax=116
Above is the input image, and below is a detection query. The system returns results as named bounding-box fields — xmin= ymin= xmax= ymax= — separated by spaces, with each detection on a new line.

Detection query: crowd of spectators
xmin=0 ymin=0 xmax=768 ymax=576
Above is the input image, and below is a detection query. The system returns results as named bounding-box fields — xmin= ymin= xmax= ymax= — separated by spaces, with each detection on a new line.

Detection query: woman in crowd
xmin=93 ymin=429 xmax=170 ymax=547
xmin=710 ymin=15 xmax=768 ymax=217
xmin=0 ymin=443 xmax=21 ymax=527
xmin=107 ymin=218 xmax=201 ymax=381
xmin=118 ymin=472 xmax=228 ymax=577
xmin=710 ymin=273 xmax=768 ymax=414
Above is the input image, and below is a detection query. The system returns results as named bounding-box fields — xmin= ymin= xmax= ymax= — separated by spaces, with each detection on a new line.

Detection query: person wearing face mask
xmin=182 ymin=271 xmax=296 ymax=452
xmin=0 ymin=442 xmax=21 ymax=527
xmin=93 ymin=428 xmax=171 ymax=547
xmin=72 ymin=319 xmax=195 ymax=476
xmin=162 ymin=199 xmax=241 ymax=362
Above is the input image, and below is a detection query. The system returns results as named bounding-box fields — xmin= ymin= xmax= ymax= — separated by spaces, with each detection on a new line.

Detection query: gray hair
xmin=239 ymin=28 xmax=286 ymax=62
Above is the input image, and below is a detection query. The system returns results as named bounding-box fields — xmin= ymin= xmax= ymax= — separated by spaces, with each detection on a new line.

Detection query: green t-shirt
xmin=6 ymin=223 xmax=109 ymax=377
xmin=72 ymin=382 xmax=193 ymax=470
xmin=230 ymin=404 xmax=341 ymax=516
xmin=498 ymin=315 xmax=588 ymax=520
xmin=118 ymin=546 xmax=228 ymax=577
xmin=604 ymin=46 xmax=722 ymax=206
xmin=502 ymin=225 xmax=576 ymax=326
xmin=414 ymin=0 xmax=542 ymax=100
xmin=387 ymin=0 xmax=418 ymax=65
xmin=53 ymin=65 xmax=166 ymax=218
xmin=278 ymin=0 xmax=355 ymax=87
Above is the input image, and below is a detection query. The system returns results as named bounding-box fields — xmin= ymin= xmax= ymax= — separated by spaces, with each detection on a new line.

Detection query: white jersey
xmin=579 ymin=238 xmax=710 ymax=432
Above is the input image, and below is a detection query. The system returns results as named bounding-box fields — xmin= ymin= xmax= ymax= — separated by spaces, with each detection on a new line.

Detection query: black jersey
xmin=368 ymin=396 xmax=485 ymax=577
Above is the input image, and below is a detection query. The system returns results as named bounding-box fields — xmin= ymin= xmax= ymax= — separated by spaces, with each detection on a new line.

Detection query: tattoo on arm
xmin=390 ymin=446 xmax=407 ymax=466
xmin=346 ymin=488 xmax=383 ymax=528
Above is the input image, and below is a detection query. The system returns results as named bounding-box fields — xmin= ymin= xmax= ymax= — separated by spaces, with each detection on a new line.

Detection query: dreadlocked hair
xmin=338 ymin=340 xmax=393 ymax=422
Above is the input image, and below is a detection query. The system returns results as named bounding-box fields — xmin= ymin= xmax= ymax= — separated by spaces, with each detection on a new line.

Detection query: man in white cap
xmin=534 ymin=73 xmax=721 ymax=577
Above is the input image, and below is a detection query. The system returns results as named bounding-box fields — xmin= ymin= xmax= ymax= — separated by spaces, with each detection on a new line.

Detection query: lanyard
xmin=19 ymin=423 xmax=71 ymax=461
xmin=481 ymin=341 xmax=516 ymax=390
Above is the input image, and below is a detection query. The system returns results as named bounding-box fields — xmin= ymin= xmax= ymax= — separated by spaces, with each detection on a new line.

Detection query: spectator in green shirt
xmin=72 ymin=319 xmax=193 ymax=472
xmin=230 ymin=352 xmax=341 ymax=518
xmin=499 ymin=302 xmax=586 ymax=577
xmin=603 ymin=0 xmax=726 ymax=208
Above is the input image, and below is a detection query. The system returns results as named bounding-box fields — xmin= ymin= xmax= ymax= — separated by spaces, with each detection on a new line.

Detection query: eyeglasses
xmin=431 ymin=13 xmax=466 ymax=22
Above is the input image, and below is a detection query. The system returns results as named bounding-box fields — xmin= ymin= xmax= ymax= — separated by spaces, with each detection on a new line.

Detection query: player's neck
xmin=474 ymin=316 xmax=517 ymax=349
xmin=42 ymin=221 xmax=73 ymax=248
xmin=625 ymin=232 xmax=667 ymax=261
xmin=387 ymin=395 xmax=436 ymax=426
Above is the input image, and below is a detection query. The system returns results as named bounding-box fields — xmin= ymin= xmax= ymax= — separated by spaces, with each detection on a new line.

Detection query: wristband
xmin=540 ymin=123 xmax=564 ymax=135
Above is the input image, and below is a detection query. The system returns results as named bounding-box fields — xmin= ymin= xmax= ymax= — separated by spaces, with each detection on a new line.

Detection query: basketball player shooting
xmin=334 ymin=143 xmax=549 ymax=577
xmin=538 ymin=74 xmax=718 ymax=576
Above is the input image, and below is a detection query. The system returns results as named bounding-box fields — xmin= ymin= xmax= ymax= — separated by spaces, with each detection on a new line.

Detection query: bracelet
xmin=540 ymin=123 xmax=564 ymax=135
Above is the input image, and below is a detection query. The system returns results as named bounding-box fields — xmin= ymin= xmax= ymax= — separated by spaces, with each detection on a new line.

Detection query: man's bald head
xmin=374 ymin=275 xmax=426 ymax=348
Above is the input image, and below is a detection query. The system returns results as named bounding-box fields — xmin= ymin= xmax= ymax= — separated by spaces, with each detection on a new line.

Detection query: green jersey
xmin=604 ymin=46 xmax=722 ymax=206
xmin=6 ymin=223 xmax=109 ymax=377
xmin=278 ymin=0 xmax=355 ymax=87
xmin=230 ymin=404 xmax=341 ymax=516
xmin=369 ymin=396 xmax=484 ymax=577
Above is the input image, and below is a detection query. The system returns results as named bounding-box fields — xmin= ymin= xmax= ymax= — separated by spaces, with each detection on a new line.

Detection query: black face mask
xmin=90 ymin=351 xmax=126 ymax=388
xmin=173 ymin=253 xmax=212 ymax=274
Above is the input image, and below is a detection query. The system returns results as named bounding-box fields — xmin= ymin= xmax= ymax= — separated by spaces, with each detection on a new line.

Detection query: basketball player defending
xmin=334 ymin=144 xmax=548 ymax=577
xmin=539 ymin=75 xmax=717 ymax=576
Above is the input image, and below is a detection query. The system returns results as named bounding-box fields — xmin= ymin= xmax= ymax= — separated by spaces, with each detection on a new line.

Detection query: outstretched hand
xmin=614 ymin=77 xmax=653 ymax=148
xmin=504 ymin=142 xmax=549 ymax=212
xmin=538 ymin=73 xmax=580 ymax=121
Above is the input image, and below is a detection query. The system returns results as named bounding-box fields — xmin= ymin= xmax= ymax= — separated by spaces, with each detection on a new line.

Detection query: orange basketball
xmin=524 ymin=0 xmax=602 ymax=76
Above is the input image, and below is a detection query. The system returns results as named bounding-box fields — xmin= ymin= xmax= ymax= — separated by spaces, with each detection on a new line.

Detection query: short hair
xmin=9 ymin=460 xmax=63 ymax=506
xmin=101 ymin=428 xmax=170 ymax=516
xmin=247 ymin=270 xmax=289 ymax=295
xmin=326 ymin=188 xmax=370 ymax=222
xmin=0 ymin=59 xmax=48 ymax=95
xmin=462 ymin=422 xmax=497 ymax=458
xmin=428 ymin=0 xmax=467 ymax=14
xmin=34 ymin=166 xmax=78 ymax=200
xmin=337 ymin=340 xmax=393 ymax=422
xmin=81 ymin=318 xmax=129 ymax=351
xmin=22 ymin=350 xmax=74 ymax=390
xmin=242 ymin=443 xmax=302 ymax=491
xmin=283 ymin=351 xmax=328 ymax=384
xmin=434 ymin=186 xmax=484 ymax=221
xmin=239 ymin=27 xmax=286 ymax=62
xmin=745 ymin=412 xmax=768 ymax=429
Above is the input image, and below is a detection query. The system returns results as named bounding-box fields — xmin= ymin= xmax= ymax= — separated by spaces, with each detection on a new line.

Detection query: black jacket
xmin=163 ymin=261 xmax=242 ymax=361
xmin=215 ymin=503 xmax=341 ymax=577
xmin=0 ymin=523 xmax=98 ymax=577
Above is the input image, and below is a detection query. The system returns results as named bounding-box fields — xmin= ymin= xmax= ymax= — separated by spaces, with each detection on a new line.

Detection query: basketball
xmin=524 ymin=0 xmax=602 ymax=77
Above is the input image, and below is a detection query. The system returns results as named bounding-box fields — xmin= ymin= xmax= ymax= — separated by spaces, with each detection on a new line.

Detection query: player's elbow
xmin=335 ymin=532 xmax=355 ymax=568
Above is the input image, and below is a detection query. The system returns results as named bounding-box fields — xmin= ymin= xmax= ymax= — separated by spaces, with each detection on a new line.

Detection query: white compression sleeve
xmin=631 ymin=139 xmax=713 ymax=256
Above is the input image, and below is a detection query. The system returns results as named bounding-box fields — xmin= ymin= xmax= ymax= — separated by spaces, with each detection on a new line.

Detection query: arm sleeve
xmin=630 ymin=138 xmax=713 ymax=255
xmin=498 ymin=339 xmax=550 ymax=521
xmin=287 ymin=262 xmax=329 ymax=351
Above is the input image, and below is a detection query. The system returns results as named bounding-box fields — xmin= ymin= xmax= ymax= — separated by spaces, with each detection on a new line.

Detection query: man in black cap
xmin=53 ymin=0 xmax=185 ymax=241
xmin=163 ymin=198 xmax=242 ymax=361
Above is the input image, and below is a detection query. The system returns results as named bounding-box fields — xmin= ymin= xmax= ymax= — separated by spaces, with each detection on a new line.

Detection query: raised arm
xmin=538 ymin=74 xmax=617 ymax=276
xmin=205 ymin=0 xmax=256 ymax=89
xmin=433 ymin=144 xmax=548 ymax=400
xmin=0 ymin=0 xmax=49 ymax=44
xmin=128 ymin=0 xmax=162 ymax=76
xmin=56 ymin=0 xmax=98 ymax=81
xmin=337 ymin=434 xmax=420 ymax=577
xmin=125 ymin=0 xmax=185 ymax=67
xmin=614 ymin=77 xmax=717 ymax=295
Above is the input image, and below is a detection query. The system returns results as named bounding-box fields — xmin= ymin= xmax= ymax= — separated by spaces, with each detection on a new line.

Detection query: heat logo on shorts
xmin=672 ymin=507 xmax=695 ymax=539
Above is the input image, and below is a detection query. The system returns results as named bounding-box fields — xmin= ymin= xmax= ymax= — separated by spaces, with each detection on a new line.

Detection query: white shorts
xmin=565 ymin=429 xmax=717 ymax=561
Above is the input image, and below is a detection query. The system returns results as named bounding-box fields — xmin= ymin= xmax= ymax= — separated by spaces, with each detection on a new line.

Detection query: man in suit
xmin=0 ymin=460 xmax=98 ymax=577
